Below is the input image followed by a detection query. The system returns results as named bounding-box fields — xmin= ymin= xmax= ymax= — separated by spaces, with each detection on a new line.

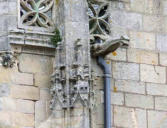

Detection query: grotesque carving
xmin=91 ymin=37 xmax=129 ymax=56
xmin=20 ymin=0 xmax=54 ymax=28
xmin=0 ymin=52 xmax=16 ymax=68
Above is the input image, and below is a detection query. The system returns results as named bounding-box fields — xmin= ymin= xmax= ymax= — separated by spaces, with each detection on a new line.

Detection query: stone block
xmin=145 ymin=0 xmax=162 ymax=14
xmin=110 ymin=10 xmax=142 ymax=30
xmin=148 ymin=110 xmax=167 ymax=128
xmin=11 ymin=85 xmax=39 ymax=100
xmin=114 ymin=106 xmax=147 ymax=128
xmin=111 ymin=92 xmax=124 ymax=105
xmin=157 ymin=34 xmax=167 ymax=52
xmin=128 ymin=49 xmax=158 ymax=65
xmin=130 ymin=0 xmax=145 ymax=13
xmin=19 ymin=54 xmax=53 ymax=74
xmin=16 ymin=99 xmax=34 ymax=114
xmin=140 ymin=64 xmax=166 ymax=84
xmin=130 ymin=0 xmax=161 ymax=14
xmin=113 ymin=62 xmax=139 ymax=80
xmin=143 ymin=15 xmax=162 ymax=32
xmin=155 ymin=96 xmax=167 ymax=111
xmin=105 ymin=48 xmax=126 ymax=61
xmin=11 ymin=72 xmax=34 ymax=86
xmin=0 ymin=97 xmax=16 ymax=111
xmin=0 ymin=84 xmax=10 ymax=97
xmin=147 ymin=83 xmax=167 ymax=96
xmin=160 ymin=52 xmax=167 ymax=66
xmin=34 ymin=73 xmax=51 ymax=88
xmin=114 ymin=80 xmax=145 ymax=94
xmin=0 ymin=111 xmax=34 ymax=127
xmin=35 ymin=101 xmax=51 ymax=127
xmin=0 ymin=16 xmax=8 ymax=32
xmin=95 ymin=104 xmax=104 ymax=125
xmin=0 ymin=111 xmax=12 ymax=126
xmin=163 ymin=0 xmax=167 ymax=15
xmin=0 ymin=66 xmax=14 ymax=83
xmin=40 ymin=89 xmax=51 ymax=101
xmin=0 ymin=2 xmax=8 ymax=15
xmin=93 ymin=76 xmax=104 ymax=90
xmin=8 ymin=1 xmax=17 ymax=15
xmin=129 ymin=31 xmax=155 ymax=50
xmin=11 ymin=112 xmax=34 ymax=127
xmin=125 ymin=93 xmax=154 ymax=109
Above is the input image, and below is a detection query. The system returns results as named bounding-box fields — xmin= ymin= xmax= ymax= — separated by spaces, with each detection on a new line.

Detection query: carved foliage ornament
xmin=20 ymin=0 xmax=54 ymax=29
xmin=88 ymin=1 xmax=111 ymax=43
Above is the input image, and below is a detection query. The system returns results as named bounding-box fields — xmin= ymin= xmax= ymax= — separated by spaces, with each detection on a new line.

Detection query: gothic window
xmin=18 ymin=0 xmax=55 ymax=32
xmin=88 ymin=1 xmax=111 ymax=43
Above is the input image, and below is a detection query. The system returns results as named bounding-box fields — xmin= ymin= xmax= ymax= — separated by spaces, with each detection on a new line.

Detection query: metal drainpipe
xmin=97 ymin=56 xmax=111 ymax=128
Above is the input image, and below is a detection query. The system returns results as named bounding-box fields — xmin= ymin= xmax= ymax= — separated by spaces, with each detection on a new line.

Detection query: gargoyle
xmin=91 ymin=36 xmax=129 ymax=57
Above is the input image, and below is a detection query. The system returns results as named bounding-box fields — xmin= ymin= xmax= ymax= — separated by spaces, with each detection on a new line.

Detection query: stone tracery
xmin=88 ymin=1 xmax=111 ymax=43
xmin=20 ymin=0 xmax=54 ymax=28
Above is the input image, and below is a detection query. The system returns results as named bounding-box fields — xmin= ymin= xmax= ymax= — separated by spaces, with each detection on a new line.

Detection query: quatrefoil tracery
xmin=88 ymin=1 xmax=111 ymax=42
xmin=20 ymin=0 xmax=54 ymax=28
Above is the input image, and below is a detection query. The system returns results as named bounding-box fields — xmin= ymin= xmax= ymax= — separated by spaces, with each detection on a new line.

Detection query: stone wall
xmin=95 ymin=0 xmax=167 ymax=128
xmin=0 ymin=45 xmax=54 ymax=128
xmin=0 ymin=0 xmax=17 ymax=50
xmin=1 ymin=0 xmax=167 ymax=128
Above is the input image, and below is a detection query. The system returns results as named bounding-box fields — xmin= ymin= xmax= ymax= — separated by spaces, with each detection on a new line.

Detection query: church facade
xmin=0 ymin=0 xmax=167 ymax=128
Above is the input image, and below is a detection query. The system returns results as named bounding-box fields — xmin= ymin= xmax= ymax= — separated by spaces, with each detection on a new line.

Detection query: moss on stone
xmin=50 ymin=28 xmax=62 ymax=47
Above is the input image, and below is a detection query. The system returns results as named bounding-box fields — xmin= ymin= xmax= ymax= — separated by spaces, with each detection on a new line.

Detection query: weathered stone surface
xmin=111 ymin=92 xmax=124 ymax=105
xmin=113 ymin=62 xmax=139 ymax=80
xmin=148 ymin=110 xmax=167 ymax=128
xmin=11 ymin=72 xmax=33 ymax=86
xmin=128 ymin=49 xmax=158 ymax=65
xmin=114 ymin=80 xmax=145 ymax=94
xmin=19 ymin=54 xmax=53 ymax=74
xmin=0 ymin=97 xmax=16 ymax=111
xmin=11 ymin=85 xmax=39 ymax=100
xmin=130 ymin=0 xmax=145 ymax=13
xmin=147 ymin=83 xmax=167 ymax=96
xmin=12 ymin=112 xmax=34 ymax=127
xmin=35 ymin=100 xmax=51 ymax=128
xmin=140 ymin=64 xmax=166 ymax=84
xmin=0 ymin=66 xmax=16 ymax=83
xmin=157 ymin=34 xmax=167 ymax=52
xmin=143 ymin=15 xmax=162 ymax=32
xmin=129 ymin=31 xmax=155 ymax=50
xmin=114 ymin=106 xmax=147 ymax=128
xmin=160 ymin=52 xmax=167 ymax=66
xmin=16 ymin=99 xmax=34 ymax=114
xmin=125 ymin=93 xmax=154 ymax=109
xmin=155 ymin=96 xmax=167 ymax=111
xmin=0 ymin=111 xmax=34 ymax=127
xmin=40 ymin=89 xmax=51 ymax=101
xmin=130 ymin=0 xmax=162 ymax=14
xmin=105 ymin=48 xmax=126 ymax=61
xmin=95 ymin=104 xmax=104 ymax=125
xmin=0 ymin=84 xmax=10 ymax=97
xmin=35 ymin=73 xmax=51 ymax=88
xmin=110 ymin=10 xmax=142 ymax=30
xmin=8 ymin=2 xmax=17 ymax=15
xmin=0 ymin=2 xmax=8 ymax=15
xmin=163 ymin=0 xmax=167 ymax=15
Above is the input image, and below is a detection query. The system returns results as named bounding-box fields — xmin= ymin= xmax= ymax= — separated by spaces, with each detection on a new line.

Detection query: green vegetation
xmin=51 ymin=28 xmax=62 ymax=47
